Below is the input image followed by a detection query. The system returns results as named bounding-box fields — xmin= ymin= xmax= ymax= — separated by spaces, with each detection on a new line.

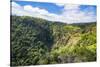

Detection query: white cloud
xmin=11 ymin=2 xmax=96 ymax=23
xmin=24 ymin=5 xmax=49 ymax=15
xmin=64 ymin=4 xmax=80 ymax=10
xmin=12 ymin=2 xmax=21 ymax=8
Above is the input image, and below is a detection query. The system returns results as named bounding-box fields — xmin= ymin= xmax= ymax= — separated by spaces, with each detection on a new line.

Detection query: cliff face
xmin=11 ymin=16 xmax=96 ymax=66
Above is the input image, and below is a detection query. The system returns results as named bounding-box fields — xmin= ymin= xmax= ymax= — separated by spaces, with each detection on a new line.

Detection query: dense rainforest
xmin=11 ymin=16 xmax=96 ymax=66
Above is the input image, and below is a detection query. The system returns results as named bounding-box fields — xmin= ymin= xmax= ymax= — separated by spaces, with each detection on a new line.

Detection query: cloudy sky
xmin=11 ymin=1 xmax=96 ymax=23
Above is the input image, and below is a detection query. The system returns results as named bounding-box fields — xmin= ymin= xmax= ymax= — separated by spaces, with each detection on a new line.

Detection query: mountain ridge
xmin=11 ymin=15 xmax=96 ymax=66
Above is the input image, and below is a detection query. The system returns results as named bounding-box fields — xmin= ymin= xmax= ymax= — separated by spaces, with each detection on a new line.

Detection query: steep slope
xmin=11 ymin=16 xmax=96 ymax=66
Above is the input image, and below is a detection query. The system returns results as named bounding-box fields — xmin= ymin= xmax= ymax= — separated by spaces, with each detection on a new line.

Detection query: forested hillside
xmin=11 ymin=16 xmax=96 ymax=66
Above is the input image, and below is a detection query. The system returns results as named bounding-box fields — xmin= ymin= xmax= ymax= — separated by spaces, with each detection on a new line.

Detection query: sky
xmin=11 ymin=0 xmax=96 ymax=23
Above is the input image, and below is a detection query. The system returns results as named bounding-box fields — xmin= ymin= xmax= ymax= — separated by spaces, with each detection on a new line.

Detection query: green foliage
xmin=63 ymin=25 xmax=80 ymax=32
xmin=11 ymin=16 xmax=96 ymax=66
